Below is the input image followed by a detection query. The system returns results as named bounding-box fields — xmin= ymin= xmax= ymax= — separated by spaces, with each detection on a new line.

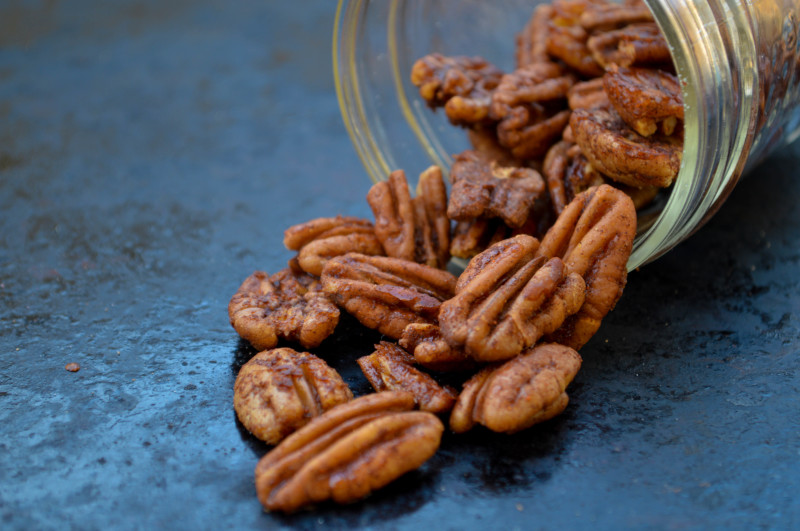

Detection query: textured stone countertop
xmin=0 ymin=1 xmax=798 ymax=529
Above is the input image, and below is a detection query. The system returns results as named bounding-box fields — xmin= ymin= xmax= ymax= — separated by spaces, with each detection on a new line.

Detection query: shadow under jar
xmin=334 ymin=0 xmax=800 ymax=270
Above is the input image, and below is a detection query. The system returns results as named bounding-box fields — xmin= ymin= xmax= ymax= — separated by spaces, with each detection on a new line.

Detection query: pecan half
xmin=516 ymin=4 xmax=555 ymax=68
xmin=439 ymin=235 xmax=586 ymax=362
xmin=567 ymin=77 xmax=609 ymax=110
xmin=399 ymin=323 xmax=474 ymax=372
xmin=358 ymin=342 xmax=457 ymax=414
xmin=603 ymin=65 xmax=683 ymax=137
xmin=537 ymin=184 xmax=636 ymax=349
xmin=234 ymin=348 xmax=353 ymax=445
xmin=544 ymin=140 xmax=606 ymax=215
xmin=283 ymin=216 xmax=384 ymax=276
xmin=254 ymin=391 xmax=443 ymax=512
xmin=570 ymin=106 xmax=682 ymax=188
xmin=546 ymin=23 xmax=604 ymax=78
xmin=321 ymin=253 xmax=456 ymax=339
xmin=579 ymin=0 xmax=653 ymax=32
xmin=587 ymin=23 xmax=671 ymax=69
xmin=448 ymin=150 xmax=545 ymax=228
xmin=450 ymin=217 xmax=512 ymax=260
xmin=228 ymin=269 xmax=339 ymax=350
xmin=367 ymin=167 xmax=450 ymax=268
xmin=410 ymin=54 xmax=504 ymax=126
xmin=449 ymin=343 xmax=582 ymax=434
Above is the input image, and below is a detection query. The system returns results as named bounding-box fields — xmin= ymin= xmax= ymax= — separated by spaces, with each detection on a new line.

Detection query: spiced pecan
xmin=234 ymin=348 xmax=353 ymax=445
xmin=570 ymin=106 xmax=682 ymax=188
xmin=448 ymin=150 xmax=545 ymax=228
xmin=228 ymin=269 xmax=339 ymax=350
xmin=578 ymin=0 xmax=653 ymax=32
xmin=399 ymin=323 xmax=474 ymax=372
xmin=367 ymin=167 xmax=450 ymax=268
xmin=321 ymin=253 xmax=456 ymax=339
xmin=410 ymin=54 xmax=504 ymax=126
xmin=254 ymin=391 xmax=443 ymax=512
xmin=587 ymin=23 xmax=671 ymax=69
xmin=358 ymin=341 xmax=457 ymax=414
xmin=466 ymin=127 xmax=519 ymax=167
xmin=537 ymin=184 xmax=636 ymax=349
xmin=516 ymin=4 xmax=554 ymax=68
xmin=546 ymin=22 xmax=604 ymax=78
xmin=439 ymin=235 xmax=586 ymax=362
xmin=283 ymin=216 xmax=384 ymax=276
xmin=544 ymin=140 xmax=606 ymax=215
xmin=603 ymin=65 xmax=683 ymax=137
xmin=450 ymin=217 xmax=512 ymax=260
xmin=449 ymin=343 xmax=582 ymax=433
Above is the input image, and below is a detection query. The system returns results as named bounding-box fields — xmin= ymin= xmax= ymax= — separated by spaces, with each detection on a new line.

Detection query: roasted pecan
xmin=516 ymin=4 xmax=554 ymax=68
xmin=358 ymin=341 xmax=457 ymax=414
xmin=466 ymin=127 xmax=519 ymax=167
xmin=228 ymin=269 xmax=339 ymax=350
xmin=567 ymin=77 xmax=609 ymax=110
xmin=283 ymin=216 xmax=384 ymax=276
xmin=439 ymin=235 xmax=586 ymax=362
xmin=449 ymin=343 xmax=582 ymax=433
xmin=321 ymin=253 xmax=456 ymax=339
xmin=546 ymin=22 xmax=604 ymax=78
xmin=587 ymin=23 xmax=671 ymax=69
xmin=399 ymin=323 xmax=474 ymax=372
xmin=544 ymin=140 xmax=606 ymax=215
xmin=367 ymin=167 xmax=450 ymax=268
xmin=489 ymin=63 xmax=575 ymax=160
xmin=234 ymin=348 xmax=353 ymax=445
xmin=254 ymin=391 xmax=443 ymax=512
xmin=448 ymin=150 xmax=545 ymax=228
xmin=410 ymin=54 xmax=504 ymax=126
xmin=537 ymin=184 xmax=636 ymax=349
xmin=570 ymin=106 xmax=682 ymax=188
xmin=603 ymin=65 xmax=683 ymax=137
xmin=578 ymin=0 xmax=653 ymax=32
xmin=450 ymin=217 xmax=512 ymax=260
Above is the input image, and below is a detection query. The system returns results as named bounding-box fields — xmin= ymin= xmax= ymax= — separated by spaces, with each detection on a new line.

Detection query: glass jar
xmin=333 ymin=0 xmax=800 ymax=270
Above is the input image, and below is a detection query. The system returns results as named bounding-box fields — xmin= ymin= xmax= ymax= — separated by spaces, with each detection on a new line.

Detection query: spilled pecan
xmin=228 ymin=269 xmax=339 ymax=351
xmin=449 ymin=343 xmax=582 ymax=433
xmin=448 ymin=150 xmax=545 ymax=228
xmin=367 ymin=167 xmax=450 ymax=268
xmin=254 ymin=391 xmax=443 ymax=512
xmin=537 ymin=184 xmax=636 ymax=349
xmin=603 ymin=65 xmax=683 ymax=137
xmin=399 ymin=323 xmax=474 ymax=372
xmin=283 ymin=216 xmax=384 ymax=276
xmin=410 ymin=54 xmax=504 ymax=126
xmin=439 ymin=235 xmax=586 ymax=362
xmin=321 ymin=253 xmax=456 ymax=339
xmin=358 ymin=341 xmax=457 ymax=414
xmin=570 ymin=106 xmax=682 ymax=188
xmin=234 ymin=348 xmax=353 ymax=445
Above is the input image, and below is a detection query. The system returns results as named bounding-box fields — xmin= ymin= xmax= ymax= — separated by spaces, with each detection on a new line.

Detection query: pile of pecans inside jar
xmin=228 ymin=0 xmax=683 ymax=513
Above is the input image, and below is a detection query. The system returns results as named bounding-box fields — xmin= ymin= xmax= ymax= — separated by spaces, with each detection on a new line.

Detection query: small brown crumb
xmin=65 ymin=362 xmax=80 ymax=372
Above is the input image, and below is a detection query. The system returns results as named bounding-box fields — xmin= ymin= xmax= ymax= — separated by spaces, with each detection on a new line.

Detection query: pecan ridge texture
xmin=254 ymin=391 xmax=443 ymax=512
xmin=234 ymin=348 xmax=353 ymax=445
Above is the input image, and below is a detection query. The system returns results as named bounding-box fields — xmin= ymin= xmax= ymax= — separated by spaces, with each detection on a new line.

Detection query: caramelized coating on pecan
xmin=588 ymin=23 xmax=671 ymax=69
xmin=234 ymin=348 xmax=353 ymax=445
xmin=399 ymin=323 xmax=474 ymax=372
xmin=254 ymin=391 xmax=443 ymax=512
xmin=439 ymin=235 xmax=586 ymax=362
xmin=358 ymin=342 xmax=458 ymax=414
xmin=489 ymin=63 xmax=575 ymax=159
xmin=603 ymin=65 xmax=683 ymax=137
xmin=283 ymin=216 xmax=384 ymax=276
xmin=449 ymin=343 xmax=582 ymax=434
xmin=321 ymin=253 xmax=456 ymax=339
xmin=410 ymin=54 xmax=504 ymax=126
xmin=578 ymin=0 xmax=653 ymax=32
xmin=567 ymin=77 xmax=609 ymax=110
xmin=228 ymin=269 xmax=339 ymax=351
xmin=367 ymin=167 xmax=451 ymax=268
xmin=448 ymin=150 xmax=545 ymax=228
xmin=546 ymin=23 xmax=604 ymax=78
xmin=570 ymin=106 xmax=682 ymax=188
xmin=516 ymin=4 xmax=555 ymax=68
xmin=537 ymin=184 xmax=636 ymax=349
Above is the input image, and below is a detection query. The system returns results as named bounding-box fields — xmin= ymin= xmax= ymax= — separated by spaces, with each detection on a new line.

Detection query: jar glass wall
xmin=333 ymin=0 xmax=800 ymax=270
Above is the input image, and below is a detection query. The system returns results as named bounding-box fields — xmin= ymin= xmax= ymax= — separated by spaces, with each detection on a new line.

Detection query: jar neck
xmin=631 ymin=0 xmax=759 ymax=269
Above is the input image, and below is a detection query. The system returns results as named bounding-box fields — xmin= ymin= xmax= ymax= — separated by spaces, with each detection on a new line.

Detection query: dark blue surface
xmin=0 ymin=1 xmax=798 ymax=529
